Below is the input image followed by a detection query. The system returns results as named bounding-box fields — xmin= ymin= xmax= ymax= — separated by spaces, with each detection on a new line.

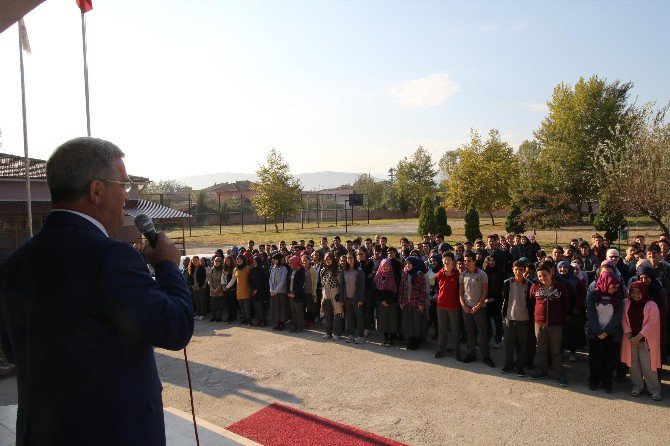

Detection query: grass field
xmin=167 ymin=216 xmax=664 ymax=253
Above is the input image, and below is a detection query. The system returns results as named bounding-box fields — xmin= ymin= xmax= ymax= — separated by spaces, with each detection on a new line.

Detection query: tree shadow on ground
xmin=155 ymin=351 xmax=301 ymax=406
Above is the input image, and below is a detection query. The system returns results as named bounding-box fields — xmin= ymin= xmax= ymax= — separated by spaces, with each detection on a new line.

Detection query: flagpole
xmin=18 ymin=21 xmax=33 ymax=237
xmin=80 ymin=11 xmax=91 ymax=136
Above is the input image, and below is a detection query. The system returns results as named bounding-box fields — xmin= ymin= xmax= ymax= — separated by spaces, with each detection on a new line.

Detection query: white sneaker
xmin=332 ymin=335 xmax=341 ymax=341
xmin=346 ymin=335 xmax=355 ymax=343
xmin=355 ymin=336 xmax=365 ymax=344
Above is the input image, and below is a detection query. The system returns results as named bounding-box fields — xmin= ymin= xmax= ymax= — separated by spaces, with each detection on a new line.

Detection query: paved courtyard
xmin=2 ymin=321 xmax=669 ymax=445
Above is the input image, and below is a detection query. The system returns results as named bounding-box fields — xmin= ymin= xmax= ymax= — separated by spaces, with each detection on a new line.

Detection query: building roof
xmin=314 ymin=186 xmax=354 ymax=195
xmin=0 ymin=199 xmax=190 ymax=219
xmin=0 ymin=152 xmax=149 ymax=183
xmin=201 ymin=180 xmax=254 ymax=193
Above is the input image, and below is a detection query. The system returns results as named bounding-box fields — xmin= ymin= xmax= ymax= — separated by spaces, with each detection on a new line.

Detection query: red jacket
xmin=435 ymin=267 xmax=460 ymax=310
xmin=529 ymin=281 xmax=570 ymax=326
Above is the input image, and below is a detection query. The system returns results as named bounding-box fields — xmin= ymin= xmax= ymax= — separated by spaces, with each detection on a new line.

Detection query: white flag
xmin=19 ymin=18 xmax=31 ymax=54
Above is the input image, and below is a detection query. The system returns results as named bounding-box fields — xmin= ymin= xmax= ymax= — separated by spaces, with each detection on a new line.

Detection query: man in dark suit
xmin=0 ymin=137 xmax=194 ymax=446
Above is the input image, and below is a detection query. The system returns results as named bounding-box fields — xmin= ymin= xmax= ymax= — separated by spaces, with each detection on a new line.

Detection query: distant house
xmin=312 ymin=185 xmax=354 ymax=206
xmin=0 ymin=152 xmax=191 ymax=259
xmin=200 ymin=180 xmax=257 ymax=202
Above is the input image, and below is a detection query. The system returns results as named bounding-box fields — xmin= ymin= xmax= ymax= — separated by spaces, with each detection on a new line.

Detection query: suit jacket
xmin=0 ymin=211 xmax=194 ymax=446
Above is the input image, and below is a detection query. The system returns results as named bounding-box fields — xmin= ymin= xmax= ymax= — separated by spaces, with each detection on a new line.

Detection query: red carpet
xmin=226 ymin=403 xmax=410 ymax=446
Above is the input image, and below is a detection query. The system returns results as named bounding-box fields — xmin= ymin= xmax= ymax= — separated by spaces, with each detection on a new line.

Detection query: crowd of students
xmin=183 ymin=232 xmax=670 ymax=401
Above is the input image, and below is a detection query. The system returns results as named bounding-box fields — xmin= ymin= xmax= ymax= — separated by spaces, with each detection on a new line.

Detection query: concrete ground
xmin=156 ymin=321 xmax=670 ymax=445
xmin=2 ymin=322 xmax=669 ymax=445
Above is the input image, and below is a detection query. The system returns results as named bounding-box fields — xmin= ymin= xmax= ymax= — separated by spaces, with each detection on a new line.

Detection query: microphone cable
xmin=183 ymin=347 xmax=200 ymax=446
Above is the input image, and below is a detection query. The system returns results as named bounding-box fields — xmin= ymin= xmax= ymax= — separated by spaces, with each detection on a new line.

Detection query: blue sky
xmin=0 ymin=0 xmax=668 ymax=181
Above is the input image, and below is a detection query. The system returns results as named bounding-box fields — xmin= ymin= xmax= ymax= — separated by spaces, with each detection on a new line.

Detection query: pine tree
xmin=505 ymin=204 xmax=526 ymax=234
xmin=417 ymin=195 xmax=436 ymax=236
xmin=435 ymin=205 xmax=452 ymax=237
xmin=464 ymin=206 xmax=482 ymax=242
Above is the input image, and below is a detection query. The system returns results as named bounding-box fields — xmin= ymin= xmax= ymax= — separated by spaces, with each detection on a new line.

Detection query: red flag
xmin=76 ymin=0 xmax=92 ymax=13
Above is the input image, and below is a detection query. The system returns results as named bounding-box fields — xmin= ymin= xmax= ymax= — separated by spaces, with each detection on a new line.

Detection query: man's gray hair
xmin=46 ymin=137 xmax=125 ymax=204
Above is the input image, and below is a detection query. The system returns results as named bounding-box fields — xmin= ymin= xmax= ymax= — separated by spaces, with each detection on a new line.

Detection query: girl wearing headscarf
xmin=221 ymin=255 xmax=237 ymax=323
xmin=388 ymin=247 xmax=405 ymax=340
xmin=621 ymin=281 xmax=662 ymax=401
xmin=375 ymin=258 xmax=399 ymax=346
xmin=181 ymin=256 xmax=191 ymax=283
xmin=249 ymin=254 xmax=270 ymax=327
xmin=226 ymin=255 xmax=252 ymax=326
xmin=301 ymin=252 xmax=318 ymax=329
xmin=207 ymin=256 xmax=226 ymax=322
xmin=585 ymin=271 xmax=624 ymax=392
xmin=320 ymin=252 xmax=344 ymax=340
xmin=627 ymin=265 xmax=668 ymax=365
xmin=399 ymin=256 xmax=427 ymax=350
xmin=287 ymin=255 xmax=306 ymax=333
xmin=194 ymin=257 xmax=208 ymax=320
xmin=269 ymin=253 xmax=288 ymax=331
xmin=339 ymin=252 xmax=366 ymax=344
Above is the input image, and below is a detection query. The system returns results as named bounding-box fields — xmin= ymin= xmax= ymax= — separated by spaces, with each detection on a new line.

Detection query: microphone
xmin=134 ymin=214 xmax=158 ymax=248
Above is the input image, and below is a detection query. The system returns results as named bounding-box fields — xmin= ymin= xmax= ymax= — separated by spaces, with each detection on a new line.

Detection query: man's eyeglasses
xmin=101 ymin=179 xmax=133 ymax=193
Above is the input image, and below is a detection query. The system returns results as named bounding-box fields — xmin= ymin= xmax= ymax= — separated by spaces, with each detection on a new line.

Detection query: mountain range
xmin=178 ymin=171 xmax=387 ymax=191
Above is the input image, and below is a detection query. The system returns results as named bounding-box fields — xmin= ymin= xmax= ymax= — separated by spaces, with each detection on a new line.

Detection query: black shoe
xmin=216 ymin=317 xmax=223 ymax=322
xmin=397 ymin=334 xmax=405 ymax=341
xmin=515 ymin=368 xmax=525 ymax=377
xmin=435 ymin=351 xmax=444 ymax=358
xmin=529 ymin=370 xmax=548 ymax=380
xmin=289 ymin=328 xmax=297 ymax=333
xmin=432 ymin=333 xmax=438 ymax=340
xmin=239 ymin=319 xmax=248 ymax=325
xmin=209 ymin=316 xmax=217 ymax=322
xmin=454 ymin=352 xmax=463 ymax=361
xmin=445 ymin=348 xmax=454 ymax=354
xmin=500 ymin=365 xmax=513 ymax=374
xmin=461 ymin=354 xmax=476 ymax=363
xmin=603 ymin=387 xmax=612 ymax=394
xmin=483 ymin=358 xmax=496 ymax=368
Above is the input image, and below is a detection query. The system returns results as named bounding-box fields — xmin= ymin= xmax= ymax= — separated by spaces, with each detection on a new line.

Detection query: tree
xmin=251 ymin=149 xmax=303 ymax=232
xmin=438 ymin=150 xmax=460 ymax=181
xmin=394 ymin=146 xmax=437 ymax=211
xmin=417 ymin=195 xmax=437 ymax=236
xmin=594 ymin=103 xmax=670 ymax=233
xmin=505 ymin=204 xmax=526 ymax=234
xmin=194 ymin=190 xmax=216 ymax=224
xmin=513 ymin=139 xmax=548 ymax=199
xmin=435 ymin=205 xmax=452 ymax=237
xmin=518 ymin=191 xmax=574 ymax=244
xmin=464 ymin=206 xmax=482 ymax=242
xmin=443 ymin=129 xmax=517 ymax=224
xmin=352 ymin=174 xmax=385 ymax=209
xmin=593 ymin=202 xmax=626 ymax=242
xmin=140 ymin=179 xmax=191 ymax=207
xmin=535 ymin=76 xmax=634 ymax=217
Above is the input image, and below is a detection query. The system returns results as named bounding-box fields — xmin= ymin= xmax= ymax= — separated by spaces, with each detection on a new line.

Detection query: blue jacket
xmin=0 ymin=211 xmax=194 ymax=446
